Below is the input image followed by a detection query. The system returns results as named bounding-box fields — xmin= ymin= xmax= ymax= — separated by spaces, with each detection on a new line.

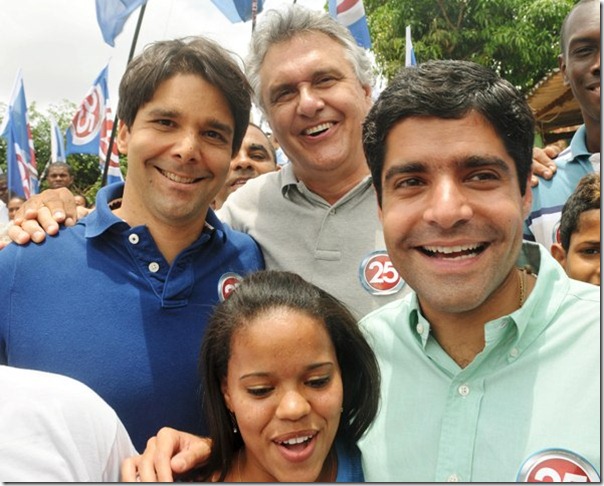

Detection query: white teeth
xmin=304 ymin=122 xmax=333 ymax=135
xmin=159 ymin=169 xmax=197 ymax=184
xmin=280 ymin=435 xmax=312 ymax=445
xmin=424 ymin=244 xmax=480 ymax=254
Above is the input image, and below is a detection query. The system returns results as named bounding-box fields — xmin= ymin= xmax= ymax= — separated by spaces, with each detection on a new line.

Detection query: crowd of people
xmin=0 ymin=0 xmax=600 ymax=482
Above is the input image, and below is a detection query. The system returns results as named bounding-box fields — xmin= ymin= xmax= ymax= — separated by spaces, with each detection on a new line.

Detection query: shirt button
xmin=416 ymin=323 xmax=424 ymax=334
xmin=509 ymin=347 xmax=519 ymax=358
xmin=458 ymin=384 xmax=470 ymax=397
xmin=148 ymin=262 xmax=160 ymax=273
xmin=448 ymin=473 xmax=460 ymax=482
xmin=128 ymin=234 xmax=139 ymax=244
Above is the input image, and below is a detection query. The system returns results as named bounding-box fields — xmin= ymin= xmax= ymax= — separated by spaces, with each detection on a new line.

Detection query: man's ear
xmin=522 ymin=173 xmax=533 ymax=219
xmin=551 ymin=243 xmax=568 ymax=268
xmin=558 ymin=53 xmax=569 ymax=86
xmin=116 ymin=121 xmax=129 ymax=154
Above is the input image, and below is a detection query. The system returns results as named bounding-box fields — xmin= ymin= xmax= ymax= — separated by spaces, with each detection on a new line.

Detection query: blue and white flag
xmin=66 ymin=66 xmax=109 ymax=157
xmin=96 ymin=0 xmax=147 ymax=47
xmin=328 ymin=0 xmax=372 ymax=49
xmin=66 ymin=65 xmax=123 ymax=185
xmin=405 ymin=25 xmax=417 ymax=67
xmin=210 ymin=0 xmax=264 ymax=23
xmin=100 ymin=103 xmax=124 ymax=185
xmin=49 ymin=115 xmax=66 ymax=163
xmin=0 ymin=71 xmax=38 ymax=198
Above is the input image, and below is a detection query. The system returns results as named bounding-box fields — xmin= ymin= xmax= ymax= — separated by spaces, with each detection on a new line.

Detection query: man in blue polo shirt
xmin=525 ymin=0 xmax=600 ymax=247
xmin=0 ymin=37 xmax=264 ymax=451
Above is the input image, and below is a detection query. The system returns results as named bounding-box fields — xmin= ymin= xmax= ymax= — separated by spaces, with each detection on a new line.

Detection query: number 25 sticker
xmin=359 ymin=251 xmax=405 ymax=295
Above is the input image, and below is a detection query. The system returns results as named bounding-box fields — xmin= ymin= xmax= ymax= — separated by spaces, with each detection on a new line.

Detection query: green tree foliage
xmin=0 ymin=101 xmax=126 ymax=202
xmin=364 ymin=0 xmax=575 ymax=92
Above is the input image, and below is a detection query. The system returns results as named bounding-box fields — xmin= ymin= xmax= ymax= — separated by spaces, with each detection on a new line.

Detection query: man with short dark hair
xmin=359 ymin=59 xmax=600 ymax=482
xmin=0 ymin=37 xmax=264 ymax=451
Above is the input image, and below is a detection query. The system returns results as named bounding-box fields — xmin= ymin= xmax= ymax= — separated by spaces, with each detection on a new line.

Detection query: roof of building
xmin=526 ymin=69 xmax=583 ymax=136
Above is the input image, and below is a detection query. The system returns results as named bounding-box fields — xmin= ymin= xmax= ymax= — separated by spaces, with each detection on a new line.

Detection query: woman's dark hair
xmin=197 ymin=270 xmax=380 ymax=481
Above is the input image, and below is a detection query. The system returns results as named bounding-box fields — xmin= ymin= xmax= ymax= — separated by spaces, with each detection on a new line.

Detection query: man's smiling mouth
xmin=158 ymin=168 xmax=201 ymax=184
xmin=420 ymin=243 xmax=487 ymax=260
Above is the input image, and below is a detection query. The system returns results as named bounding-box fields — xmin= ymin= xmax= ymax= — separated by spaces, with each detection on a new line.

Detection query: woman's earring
xmin=229 ymin=411 xmax=238 ymax=434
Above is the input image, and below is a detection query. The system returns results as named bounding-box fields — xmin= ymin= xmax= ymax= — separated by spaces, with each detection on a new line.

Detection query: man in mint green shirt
xmin=359 ymin=59 xmax=600 ymax=481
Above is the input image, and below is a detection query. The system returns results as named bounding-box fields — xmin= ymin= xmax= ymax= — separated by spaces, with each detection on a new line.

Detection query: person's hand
xmin=120 ymin=427 xmax=212 ymax=482
xmin=9 ymin=188 xmax=84 ymax=245
xmin=531 ymin=144 xmax=563 ymax=187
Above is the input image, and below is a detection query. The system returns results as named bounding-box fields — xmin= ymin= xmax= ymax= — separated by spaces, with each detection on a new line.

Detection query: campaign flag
xmin=49 ymin=115 xmax=66 ymax=163
xmin=405 ymin=25 xmax=417 ymax=67
xmin=100 ymin=105 xmax=124 ymax=185
xmin=66 ymin=65 xmax=123 ymax=184
xmin=328 ymin=0 xmax=372 ymax=49
xmin=0 ymin=71 xmax=38 ymax=198
xmin=96 ymin=0 xmax=147 ymax=47
xmin=210 ymin=0 xmax=264 ymax=23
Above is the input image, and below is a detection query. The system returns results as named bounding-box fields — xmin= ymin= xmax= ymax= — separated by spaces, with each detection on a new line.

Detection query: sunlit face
xmin=559 ymin=1 xmax=600 ymax=126
xmin=213 ymin=125 xmax=277 ymax=208
xmin=7 ymin=197 xmax=24 ymax=220
xmin=222 ymin=307 xmax=343 ymax=482
xmin=552 ymin=209 xmax=600 ymax=285
xmin=47 ymin=166 xmax=73 ymax=189
xmin=259 ymin=32 xmax=372 ymax=181
xmin=378 ymin=112 xmax=532 ymax=322
xmin=117 ymin=74 xmax=234 ymax=229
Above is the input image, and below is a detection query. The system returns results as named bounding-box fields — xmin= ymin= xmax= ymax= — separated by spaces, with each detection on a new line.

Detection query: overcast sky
xmin=0 ymin=0 xmax=324 ymax=115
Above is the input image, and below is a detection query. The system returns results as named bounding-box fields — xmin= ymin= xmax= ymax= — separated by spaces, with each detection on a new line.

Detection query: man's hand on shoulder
xmin=120 ymin=427 xmax=212 ymax=482
xmin=531 ymin=143 xmax=565 ymax=187
xmin=9 ymin=188 xmax=85 ymax=245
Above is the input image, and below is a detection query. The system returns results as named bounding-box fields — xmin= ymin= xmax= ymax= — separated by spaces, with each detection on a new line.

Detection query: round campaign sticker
xmin=516 ymin=448 xmax=600 ymax=482
xmin=359 ymin=251 xmax=404 ymax=295
xmin=68 ymin=85 xmax=104 ymax=146
xmin=217 ymin=272 xmax=242 ymax=302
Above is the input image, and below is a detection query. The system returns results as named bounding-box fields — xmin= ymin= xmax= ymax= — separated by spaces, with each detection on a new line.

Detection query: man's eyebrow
xmin=146 ymin=108 xmax=180 ymax=118
xmin=248 ymin=143 xmax=270 ymax=154
xmin=207 ymin=118 xmax=234 ymax=136
xmin=383 ymin=155 xmax=512 ymax=181
xmin=464 ymin=155 xmax=512 ymax=174
xmin=383 ymin=162 xmax=427 ymax=182
xmin=268 ymin=68 xmax=342 ymax=97
xmin=569 ymin=36 xmax=599 ymax=47
xmin=145 ymin=109 xmax=233 ymax=135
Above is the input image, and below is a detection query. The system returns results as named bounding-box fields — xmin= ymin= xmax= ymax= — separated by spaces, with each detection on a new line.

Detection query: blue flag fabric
xmin=0 ymin=71 xmax=38 ymax=198
xmin=405 ymin=25 xmax=417 ymax=67
xmin=66 ymin=66 xmax=109 ymax=157
xmin=96 ymin=0 xmax=147 ymax=47
xmin=210 ymin=0 xmax=264 ymax=23
xmin=49 ymin=115 xmax=66 ymax=163
xmin=66 ymin=65 xmax=123 ymax=185
xmin=328 ymin=0 xmax=372 ymax=49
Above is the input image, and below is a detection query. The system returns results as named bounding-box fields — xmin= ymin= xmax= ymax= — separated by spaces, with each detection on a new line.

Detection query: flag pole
xmin=252 ymin=0 xmax=258 ymax=31
xmin=101 ymin=2 xmax=147 ymax=187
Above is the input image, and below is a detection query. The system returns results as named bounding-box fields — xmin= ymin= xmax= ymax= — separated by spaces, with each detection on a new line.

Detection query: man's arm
xmin=120 ymin=427 xmax=211 ymax=482
xmin=6 ymin=188 xmax=86 ymax=246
